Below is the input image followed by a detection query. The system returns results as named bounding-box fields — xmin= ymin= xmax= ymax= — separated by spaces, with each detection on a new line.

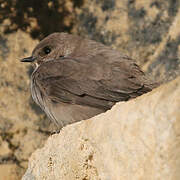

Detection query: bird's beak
xmin=20 ymin=56 xmax=36 ymax=62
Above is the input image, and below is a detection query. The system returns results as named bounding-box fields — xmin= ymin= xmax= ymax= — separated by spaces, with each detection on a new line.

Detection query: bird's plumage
xmin=22 ymin=32 xmax=158 ymax=128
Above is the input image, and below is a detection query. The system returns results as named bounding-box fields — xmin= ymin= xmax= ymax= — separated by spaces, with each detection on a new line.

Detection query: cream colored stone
xmin=0 ymin=164 xmax=20 ymax=180
xmin=23 ymin=77 xmax=180 ymax=180
xmin=0 ymin=137 xmax=11 ymax=156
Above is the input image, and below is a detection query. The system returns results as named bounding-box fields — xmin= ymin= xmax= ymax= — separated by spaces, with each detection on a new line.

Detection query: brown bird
xmin=21 ymin=32 xmax=157 ymax=128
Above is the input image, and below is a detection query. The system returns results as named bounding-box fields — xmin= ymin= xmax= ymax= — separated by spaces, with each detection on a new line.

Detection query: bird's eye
xmin=43 ymin=46 xmax=51 ymax=54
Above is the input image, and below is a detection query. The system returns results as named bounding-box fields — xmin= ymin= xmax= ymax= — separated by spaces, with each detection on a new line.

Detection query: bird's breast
xmin=30 ymin=77 xmax=104 ymax=128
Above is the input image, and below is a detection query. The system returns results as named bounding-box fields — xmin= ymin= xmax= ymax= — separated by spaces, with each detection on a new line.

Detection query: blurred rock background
xmin=0 ymin=0 xmax=179 ymax=179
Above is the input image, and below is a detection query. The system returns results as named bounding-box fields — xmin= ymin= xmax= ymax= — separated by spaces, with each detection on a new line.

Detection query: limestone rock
xmin=23 ymin=77 xmax=180 ymax=180
xmin=0 ymin=164 xmax=20 ymax=180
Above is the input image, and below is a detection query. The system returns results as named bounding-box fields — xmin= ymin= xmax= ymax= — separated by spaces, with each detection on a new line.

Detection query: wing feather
xmin=32 ymin=57 xmax=155 ymax=110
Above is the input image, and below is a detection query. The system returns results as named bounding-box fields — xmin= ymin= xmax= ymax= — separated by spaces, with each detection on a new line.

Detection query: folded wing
xmin=33 ymin=56 xmax=156 ymax=110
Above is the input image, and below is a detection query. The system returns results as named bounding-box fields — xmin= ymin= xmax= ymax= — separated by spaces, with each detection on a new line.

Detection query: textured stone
xmin=23 ymin=77 xmax=180 ymax=180
xmin=0 ymin=164 xmax=20 ymax=180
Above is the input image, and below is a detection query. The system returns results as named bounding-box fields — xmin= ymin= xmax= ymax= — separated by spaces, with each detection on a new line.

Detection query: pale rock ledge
xmin=23 ymin=77 xmax=180 ymax=180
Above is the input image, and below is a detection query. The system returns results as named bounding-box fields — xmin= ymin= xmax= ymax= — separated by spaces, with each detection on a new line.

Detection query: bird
xmin=21 ymin=32 xmax=158 ymax=128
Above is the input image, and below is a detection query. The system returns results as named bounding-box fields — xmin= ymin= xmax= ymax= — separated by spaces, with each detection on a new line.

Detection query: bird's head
xmin=21 ymin=32 xmax=77 ymax=67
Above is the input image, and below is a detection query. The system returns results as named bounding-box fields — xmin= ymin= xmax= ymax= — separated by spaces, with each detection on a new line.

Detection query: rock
xmin=22 ymin=77 xmax=180 ymax=180
xmin=0 ymin=164 xmax=21 ymax=180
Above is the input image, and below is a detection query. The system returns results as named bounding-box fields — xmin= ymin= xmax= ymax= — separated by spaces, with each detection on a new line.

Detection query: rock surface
xmin=23 ymin=77 xmax=180 ymax=180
